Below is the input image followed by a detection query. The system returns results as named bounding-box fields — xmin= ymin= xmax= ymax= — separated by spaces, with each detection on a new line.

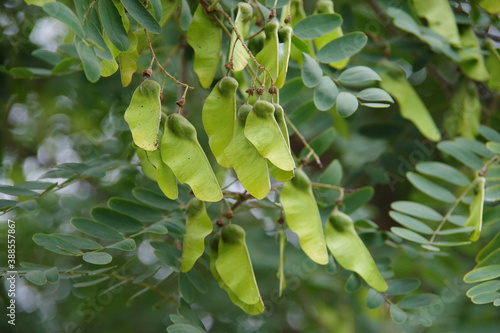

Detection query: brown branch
xmin=284 ymin=114 xmax=322 ymax=168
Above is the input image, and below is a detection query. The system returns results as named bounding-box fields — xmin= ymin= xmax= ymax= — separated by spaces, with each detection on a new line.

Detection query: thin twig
xmin=284 ymin=114 xmax=322 ymax=168
xmin=429 ymin=178 xmax=478 ymax=243
xmin=145 ymin=29 xmax=194 ymax=90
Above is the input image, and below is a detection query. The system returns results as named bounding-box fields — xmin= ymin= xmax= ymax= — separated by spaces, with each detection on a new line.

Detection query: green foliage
xmin=2 ymin=0 xmax=500 ymax=331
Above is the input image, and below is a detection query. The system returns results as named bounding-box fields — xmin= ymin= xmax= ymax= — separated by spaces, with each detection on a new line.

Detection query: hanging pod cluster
xmin=125 ymin=79 xmax=222 ymax=202
xmin=280 ymin=169 xmax=387 ymax=292
xmin=210 ymin=225 xmax=264 ymax=314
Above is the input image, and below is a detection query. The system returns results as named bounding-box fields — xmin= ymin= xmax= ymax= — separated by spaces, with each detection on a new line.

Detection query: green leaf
xmin=486 ymin=141 xmax=500 ymax=155
xmin=179 ymin=0 xmax=193 ymax=31
xmin=293 ymin=13 xmax=342 ymax=40
xmin=325 ymin=210 xmax=387 ymax=292
xmin=52 ymin=234 xmax=101 ymax=250
xmin=317 ymin=32 xmax=368 ymax=63
xmin=155 ymin=249 xmax=181 ymax=271
xmin=186 ymin=5 xmax=221 ymax=88
xmin=0 ymin=185 xmax=37 ymax=196
xmin=281 ymin=169 xmax=329 ymax=265
xmin=477 ymin=246 xmax=500 ymax=266
xmin=398 ymin=293 xmax=441 ymax=309
xmin=464 ymin=177 xmax=485 ymax=241
xmin=44 ymin=267 xmax=59 ymax=283
xmin=43 ymin=2 xmax=84 ymax=39
xmin=379 ymin=67 xmax=441 ymax=142
xmin=485 ymin=184 xmax=500 ymax=202
xmin=415 ymin=162 xmax=470 ymax=186
xmin=386 ymin=278 xmax=421 ymax=295
xmin=215 ymin=226 xmax=264 ymax=307
xmin=90 ymin=207 xmax=143 ymax=233
xmin=335 ymin=92 xmax=358 ymax=118
xmin=181 ymin=199 xmax=213 ymax=272
xmin=357 ymin=88 xmax=394 ymax=103
xmin=338 ymin=66 xmax=382 ymax=88
xmin=83 ymin=252 xmax=113 ymax=265
xmin=466 ymin=280 xmax=500 ymax=298
xmin=0 ymin=199 xmax=17 ymax=209
xmin=437 ymin=141 xmax=484 ymax=170
xmin=161 ymin=114 xmax=222 ymax=202
xmin=228 ymin=2 xmax=253 ymax=72
xmin=124 ymin=80 xmax=161 ymax=151
xmin=390 ymin=305 xmax=407 ymax=324
xmin=391 ymin=201 xmax=443 ymax=221
xmin=479 ymin=125 xmax=500 ymax=143
xmin=121 ymin=0 xmax=161 ymax=34
xmin=202 ymin=77 xmax=238 ymax=168
xmin=464 ymin=265 xmax=500 ymax=283
xmin=341 ymin=186 xmax=374 ymax=214
xmin=99 ymin=0 xmax=130 ymax=52
xmin=314 ymin=76 xmax=338 ymax=111
xmin=33 ymin=233 xmax=83 ymax=256
xmin=345 ymin=272 xmax=362 ymax=293
xmin=108 ymin=238 xmax=136 ymax=251
xmin=471 ymin=291 xmax=500 ymax=304
xmin=406 ymin=172 xmax=456 ymax=203
xmin=390 ymin=227 xmax=430 ymax=244
xmin=75 ymin=37 xmax=101 ymax=83
xmin=179 ymin=273 xmax=195 ymax=303
xmin=10 ymin=67 xmax=34 ymax=79
xmin=167 ymin=324 xmax=205 ymax=333
xmin=244 ymin=100 xmax=295 ymax=171
xmin=319 ymin=159 xmax=343 ymax=187
xmin=455 ymin=138 xmax=495 ymax=159
xmin=25 ymin=270 xmax=48 ymax=285
xmin=389 ymin=211 xmax=433 ymax=234
xmin=108 ymin=197 xmax=163 ymax=222
xmin=71 ymin=218 xmax=124 ymax=241
xmin=186 ymin=268 xmax=208 ymax=294
xmin=301 ymin=53 xmax=323 ymax=88
xmin=149 ymin=0 xmax=162 ymax=21
xmin=366 ymin=289 xmax=385 ymax=309
xmin=132 ymin=187 xmax=178 ymax=210
xmin=225 ymin=105 xmax=270 ymax=200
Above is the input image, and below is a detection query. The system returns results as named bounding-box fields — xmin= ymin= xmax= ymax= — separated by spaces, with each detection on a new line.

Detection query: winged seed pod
xmin=269 ymin=103 xmax=294 ymax=182
xmin=276 ymin=26 xmax=293 ymax=88
xmin=229 ymin=3 xmax=253 ymax=71
xmin=161 ymin=114 xmax=222 ymax=202
xmin=325 ymin=209 xmax=388 ymax=292
xmin=465 ymin=177 xmax=486 ymax=241
xmin=216 ymin=225 xmax=262 ymax=304
xmin=244 ymin=100 xmax=295 ymax=171
xmin=181 ymin=198 xmax=213 ymax=272
xmin=254 ymin=20 xmax=279 ymax=102
xmin=209 ymin=233 xmax=264 ymax=314
xmin=124 ymin=80 xmax=161 ymax=151
xmin=280 ymin=168 xmax=329 ymax=265
xmin=187 ymin=5 xmax=222 ymax=88
xmin=225 ymin=104 xmax=270 ymax=199
xmin=202 ymin=76 xmax=238 ymax=168
xmin=145 ymin=148 xmax=178 ymax=200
